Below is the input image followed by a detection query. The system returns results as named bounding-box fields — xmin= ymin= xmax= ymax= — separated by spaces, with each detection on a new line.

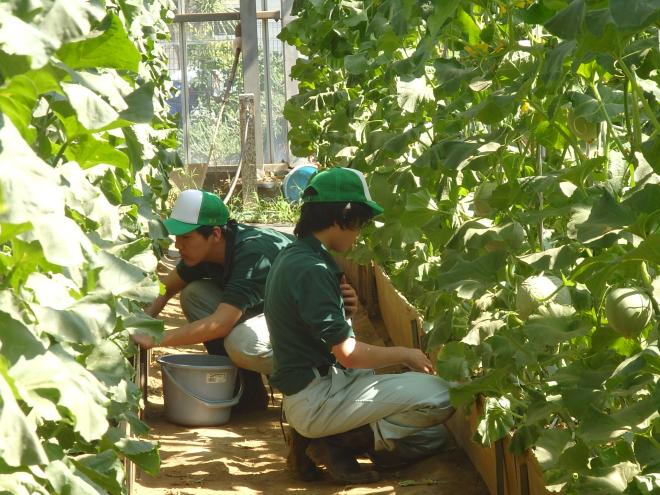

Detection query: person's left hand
xmin=340 ymin=275 xmax=358 ymax=319
xmin=131 ymin=333 xmax=156 ymax=350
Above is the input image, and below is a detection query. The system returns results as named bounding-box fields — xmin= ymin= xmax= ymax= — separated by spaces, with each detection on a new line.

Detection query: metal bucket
xmin=157 ymin=354 xmax=243 ymax=426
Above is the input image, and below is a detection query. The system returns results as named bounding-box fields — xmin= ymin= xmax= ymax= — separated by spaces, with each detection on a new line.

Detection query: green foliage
xmin=228 ymin=193 xmax=300 ymax=225
xmin=281 ymin=0 xmax=660 ymax=492
xmin=0 ymin=0 xmax=179 ymax=492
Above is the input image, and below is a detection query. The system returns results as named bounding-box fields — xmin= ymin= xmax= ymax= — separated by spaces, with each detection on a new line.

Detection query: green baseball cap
xmin=302 ymin=167 xmax=384 ymax=215
xmin=163 ymin=189 xmax=230 ymax=235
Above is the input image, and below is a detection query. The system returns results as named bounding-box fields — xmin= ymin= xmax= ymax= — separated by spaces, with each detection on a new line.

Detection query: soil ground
xmin=134 ymin=258 xmax=489 ymax=495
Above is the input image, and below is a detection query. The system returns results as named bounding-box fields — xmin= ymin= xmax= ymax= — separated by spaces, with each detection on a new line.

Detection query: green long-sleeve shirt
xmin=265 ymin=235 xmax=354 ymax=395
xmin=177 ymin=222 xmax=293 ymax=321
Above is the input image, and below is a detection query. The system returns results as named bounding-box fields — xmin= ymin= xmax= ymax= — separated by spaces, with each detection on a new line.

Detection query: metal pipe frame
xmin=180 ymin=21 xmax=191 ymax=166
xmin=262 ymin=0 xmax=275 ymax=163
xmin=173 ymin=10 xmax=280 ymax=23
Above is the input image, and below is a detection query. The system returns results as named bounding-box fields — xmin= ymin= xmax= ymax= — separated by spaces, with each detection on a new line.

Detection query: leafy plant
xmin=227 ymin=192 xmax=300 ymax=225
xmin=0 ymin=0 xmax=179 ymax=492
xmin=280 ymin=0 xmax=660 ymax=493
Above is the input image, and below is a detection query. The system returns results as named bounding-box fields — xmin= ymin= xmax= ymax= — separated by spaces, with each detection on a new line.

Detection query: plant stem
xmin=591 ymin=83 xmax=631 ymax=162
xmin=52 ymin=140 xmax=69 ymax=166
xmin=623 ymin=74 xmax=633 ymax=140
xmin=536 ymin=142 xmax=544 ymax=250
xmin=640 ymin=261 xmax=652 ymax=288
xmin=619 ymin=58 xmax=660 ymax=138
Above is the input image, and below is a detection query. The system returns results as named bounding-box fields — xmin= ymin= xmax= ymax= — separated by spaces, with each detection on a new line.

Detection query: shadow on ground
xmin=135 ymin=292 xmax=489 ymax=495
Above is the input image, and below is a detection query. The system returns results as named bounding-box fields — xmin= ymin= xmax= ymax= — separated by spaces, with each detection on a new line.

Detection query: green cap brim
xmin=163 ymin=218 xmax=201 ymax=235
xmin=366 ymin=200 xmax=384 ymax=215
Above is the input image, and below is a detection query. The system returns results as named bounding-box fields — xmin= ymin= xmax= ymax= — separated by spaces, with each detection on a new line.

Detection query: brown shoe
xmin=286 ymin=428 xmax=323 ymax=481
xmin=305 ymin=427 xmax=380 ymax=485
xmin=329 ymin=424 xmax=375 ymax=455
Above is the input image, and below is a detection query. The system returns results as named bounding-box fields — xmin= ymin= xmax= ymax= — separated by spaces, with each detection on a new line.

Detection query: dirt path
xmin=134 ymin=271 xmax=488 ymax=494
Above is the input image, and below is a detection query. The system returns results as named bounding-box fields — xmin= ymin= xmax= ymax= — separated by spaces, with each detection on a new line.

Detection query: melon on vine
xmin=605 ymin=287 xmax=654 ymax=338
xmin=516 ymin=275 xmax=571 ymax=320
xmin=568 ymin=110 xmax=599 ymax=142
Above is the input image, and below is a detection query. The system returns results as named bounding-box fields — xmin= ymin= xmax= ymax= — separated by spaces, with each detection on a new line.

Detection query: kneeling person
xmin=133 ymin=189 xmax=294 ymax=411
xmin=265 ymin=168 xmax=455 ymax=483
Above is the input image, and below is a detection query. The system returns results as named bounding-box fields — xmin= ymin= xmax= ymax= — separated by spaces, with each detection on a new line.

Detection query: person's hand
xmin=402 ymin=348 xmax=435 ymax=375
xmin=340 ymin=275 xmax=358 ymax=319
xmin=131 ymin=333 xmax=156 ymax=350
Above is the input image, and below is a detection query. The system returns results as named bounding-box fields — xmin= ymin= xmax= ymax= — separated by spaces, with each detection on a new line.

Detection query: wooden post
xmin=240 ymin=0 xmax=264 ymax=171
xmin=240 ymin=93 xmax=258 ymax=206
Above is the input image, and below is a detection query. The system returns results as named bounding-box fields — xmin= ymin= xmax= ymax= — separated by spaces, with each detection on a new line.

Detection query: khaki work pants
xmin=180 ymin=279 xmax=273 ymax=375
xmin=283 ymin=367 xmax=455 ymax=459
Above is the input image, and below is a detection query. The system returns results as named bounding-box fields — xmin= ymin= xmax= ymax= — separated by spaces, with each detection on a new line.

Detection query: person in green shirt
xmin=133 ymin=189 xmax=304 ymax=411
xmin=265 ymin=168 xmax=454 ymax=484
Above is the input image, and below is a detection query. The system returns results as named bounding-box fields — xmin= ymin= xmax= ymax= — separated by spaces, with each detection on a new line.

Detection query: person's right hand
xmin=131 ymin=333 xmax=156 ymax=350
xmin=340 ymin=275 xmax=358 ymax=320
xmin=402 ymin=348 xmax=435 ymax=375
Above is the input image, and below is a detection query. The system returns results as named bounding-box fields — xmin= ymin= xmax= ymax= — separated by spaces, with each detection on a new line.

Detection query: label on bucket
xmin=206 ymin=372 xmax=228 ymax=384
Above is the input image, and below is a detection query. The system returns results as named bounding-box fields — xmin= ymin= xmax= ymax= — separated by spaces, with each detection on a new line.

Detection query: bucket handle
xmin=162 ymin=365 xmax=244 ymax=408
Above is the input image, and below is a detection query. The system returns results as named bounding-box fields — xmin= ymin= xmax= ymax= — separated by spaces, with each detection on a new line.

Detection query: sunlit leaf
xmin=0 ymin=369 xmax=49 ymax=467
xmin=0 ymin=12 xmax=58 ymax=68
xmin=0 ymin=472 xmax=49 ymax=495
xmin=0 ymin=115 xmax=64 ymax=223
xmin=57 ymin=14 xmax=141 ymax=71
xmin=32 ymin=294 xmax=115 ymax=345
xmin=518 ymin=245 xmax=579 ymax=271
xmin=45 ymin=459 xmax=104 ymax=495
xmin=39 ymin=0 xmax=105 ymax=45
xmin=61 ymin=82 xmax=119 ymax=131
xmin=396 ymin=76 xmax=434 ymax=113
xmin=11 ymin=351 xmax=109 ymax=442
xmin=476 ymin=396 xmax=515 ymax=446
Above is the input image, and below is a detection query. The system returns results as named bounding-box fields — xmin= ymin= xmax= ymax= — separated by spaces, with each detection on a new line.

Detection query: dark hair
xmin=196 ymin=219 xmax=235 ymax=238
xmin=294 ymin=202 xmax=374 ymax=237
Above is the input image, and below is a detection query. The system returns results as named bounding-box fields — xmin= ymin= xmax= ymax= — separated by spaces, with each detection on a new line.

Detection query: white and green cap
xmin=163 ymin=189 xmax=230 ymax=235
xmin=302 ymin=167 xmax=384 ymax=215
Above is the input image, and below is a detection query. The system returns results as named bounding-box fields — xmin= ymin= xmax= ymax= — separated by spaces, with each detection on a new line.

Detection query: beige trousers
xmin=179 ymin=280 xmax=273 ymax=375
xmin=282 ymin=366 xmax=455 ymax=458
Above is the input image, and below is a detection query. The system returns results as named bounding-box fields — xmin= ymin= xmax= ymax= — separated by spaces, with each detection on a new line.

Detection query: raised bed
xmin=336 ymin=256 xmax=551 ymax=495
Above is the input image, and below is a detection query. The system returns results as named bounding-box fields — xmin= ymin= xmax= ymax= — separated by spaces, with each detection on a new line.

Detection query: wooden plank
xmin=447 ymin=405 xmax=500 ymax=495
xmin=526 ymin=450 xmax=551 ymax=495
xmin=333 ymin=255 xmax=379 ymax=318
xmin=374 ymin=265 xmax=422 ymax=348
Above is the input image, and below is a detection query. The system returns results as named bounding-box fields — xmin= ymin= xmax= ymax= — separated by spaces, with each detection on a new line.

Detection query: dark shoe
xmin=233 ymin=370 xmax=269 ymax=413
xmin=305 ymin=427 xmax=380 ymax=485
xmin=286 ymin=428 xmax=323 ymax=481
xmin=328 ymin=424 xmax=375 ymax=455
xmin=367 ymin=449 xmax=413 ymax=470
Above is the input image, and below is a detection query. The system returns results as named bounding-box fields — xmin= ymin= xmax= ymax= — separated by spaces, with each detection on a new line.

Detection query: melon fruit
xmin=516 ymin=275 xmax=571 ymax=320
xmin=605 ymin=287 xmax=654 ymax=338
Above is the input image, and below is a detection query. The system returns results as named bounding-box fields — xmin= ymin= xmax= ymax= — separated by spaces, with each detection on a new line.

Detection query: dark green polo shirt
xmin=177 ymin=222 xmax=294 ymax=320
xmin=265 ymin=235 xmax=354 ymax=395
